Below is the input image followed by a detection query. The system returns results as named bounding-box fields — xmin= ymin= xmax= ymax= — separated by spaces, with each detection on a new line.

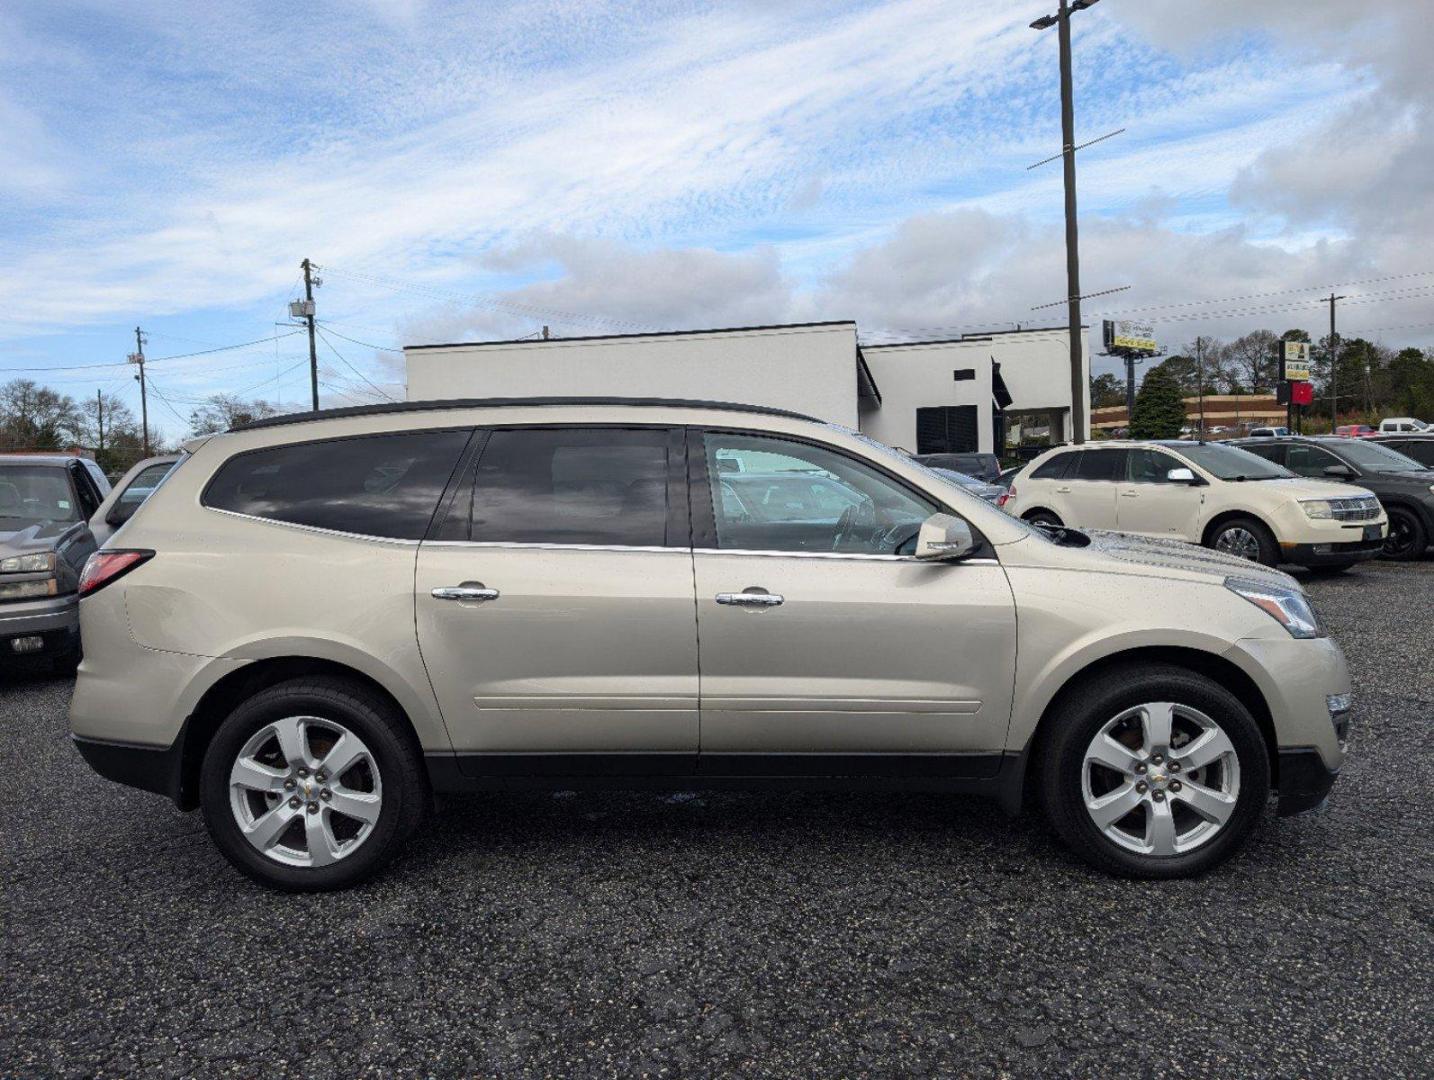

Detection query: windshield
xmin=1169 ymin=442 xmax=1294 ymax=481
xmin=0 ymin=466 xmax=79 ymax=525
xmin=1330 ymin=440 xmax=1429 ymax=473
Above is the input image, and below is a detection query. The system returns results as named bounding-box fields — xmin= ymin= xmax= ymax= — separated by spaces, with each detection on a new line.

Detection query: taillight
xmin=78 ymin=550 xmax=154 ymax=597
xmin=997 ymin=485 xmax=1014 ymax=509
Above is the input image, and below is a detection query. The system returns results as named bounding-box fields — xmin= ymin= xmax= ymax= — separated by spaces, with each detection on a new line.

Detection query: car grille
xmin=1330 ymin=496 xmax=1381 ymax=522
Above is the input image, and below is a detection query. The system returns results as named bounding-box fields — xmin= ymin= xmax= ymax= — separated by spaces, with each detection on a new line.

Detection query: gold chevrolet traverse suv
xmin=71 ymin=400 xmax=1351 ymax=890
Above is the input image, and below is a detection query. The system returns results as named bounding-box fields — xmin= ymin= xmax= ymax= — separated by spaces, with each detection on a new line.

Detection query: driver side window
xmin=702 ymin=432 xmax=938 ymax=555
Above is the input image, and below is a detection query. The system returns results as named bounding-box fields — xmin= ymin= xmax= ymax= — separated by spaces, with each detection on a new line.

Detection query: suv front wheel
xmin=1207 ymin=516 xmax=1278 ymax=566
xmin=200 ymin=677 xmax=428 ymax=891
xmin=1040 ymin=665 xmax=1270 ymax=878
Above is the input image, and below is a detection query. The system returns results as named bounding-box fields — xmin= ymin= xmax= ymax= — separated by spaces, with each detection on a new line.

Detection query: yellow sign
xmin=1104 ymin=319 xmax=1158 ymax=354
xmin=1282 ymin=341 xmax=1311 ymax=382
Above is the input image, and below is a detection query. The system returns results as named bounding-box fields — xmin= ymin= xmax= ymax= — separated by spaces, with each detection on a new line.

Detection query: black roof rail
xmin=231 ymin=396 xmax=822 ymax=432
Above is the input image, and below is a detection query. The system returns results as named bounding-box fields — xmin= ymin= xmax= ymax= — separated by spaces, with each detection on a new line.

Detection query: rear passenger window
xmin=468 ymin=427 xmax=674 ymax=547
xmin=1073 ymin=450 xmax=1125 ymax=482
xmin=1032 ymin=453 xmax=1075 ymax=480
xmin=203 ymin=429 xmax=471 ymax=540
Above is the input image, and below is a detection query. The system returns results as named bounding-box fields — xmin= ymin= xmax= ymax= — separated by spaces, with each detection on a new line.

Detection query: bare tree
xmin=188 ymin=394 xmax=279 ymax=436
xmin=0 ymin=379 xmax=83 ymax=451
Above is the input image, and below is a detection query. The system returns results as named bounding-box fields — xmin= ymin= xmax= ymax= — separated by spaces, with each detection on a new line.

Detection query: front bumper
xmin=1280 ymin=537 xmax=1383 ymax=566
xmin=1276 ymin=747 xmax=1339 ymax=815
xmin=0 ymin=595 xmax=79 ymax=660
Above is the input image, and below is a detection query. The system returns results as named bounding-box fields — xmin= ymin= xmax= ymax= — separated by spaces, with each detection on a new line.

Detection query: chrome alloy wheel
xmin=228 ymin=716 xmax=383 ymax=868
xmin=1214 ymin=526 xmax=1261 ymax=562
xmin=1081 ymin=702 xmax=1241 ymax=857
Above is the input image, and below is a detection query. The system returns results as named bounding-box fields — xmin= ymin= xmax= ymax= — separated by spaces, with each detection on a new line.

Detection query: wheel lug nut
xmin=284 ymin=779 xmax=296 ymax=790
xmin=1171 ymin=781 xmax=1182 ymax=792
xmin=316 ymin=771 xmax=327 ymax=782
xmin=297 ymin=768 xmax=309 ymax=778
xmin=1169 ymin=761 xmax=1181 ymax=772
xmin=1135 ymin=764 xmax=1147 ymax=775
xmin=1136 ymin=781 xmax=1148 ymax=794
xmin=1152 ymin=754 xmax=1164 ymax=765
xmin=320 ymin=789 xmax=332 ymax=801
xmin=288 ymin=797 xmax=301 ymax=809
xmin=306 ymin=801 xmax=319 ymax=814
xmin=1153 ymin=791 xmax=1166 ymax=802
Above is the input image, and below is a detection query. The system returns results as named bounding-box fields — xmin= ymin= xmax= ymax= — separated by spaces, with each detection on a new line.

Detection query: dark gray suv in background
xmin=0 ymin=453 xmax=110 ymax=671
xmin=1231 ymin=436 xmax=1434 ymax=561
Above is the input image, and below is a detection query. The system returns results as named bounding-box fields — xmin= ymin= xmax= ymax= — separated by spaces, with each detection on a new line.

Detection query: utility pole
xmin=1196 ymin=337 xmax=1207 ymax=442
xmin=301 ymin=258 xmax=320 ymax=411
xmin=95 ymin=390 xmax=105 ymax=459
xmin=1030 ymin=0 xmax=1101 ymax=445
xmin=1327 ymin=292 xmax=1345 ymax=431
xmin=129 ymin=327 xmax=150 ymax=457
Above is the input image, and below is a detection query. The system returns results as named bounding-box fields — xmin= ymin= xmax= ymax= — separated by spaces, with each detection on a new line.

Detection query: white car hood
xmin=1005 ymin=527 xmax=1301 ymax=590
xmin=1228 ymin=476 xmax=1374 ymax=501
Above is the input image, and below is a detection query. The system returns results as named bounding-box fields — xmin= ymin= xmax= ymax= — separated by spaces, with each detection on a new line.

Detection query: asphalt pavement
xmin=2 ymin=562 xmax=1431 ymax=1078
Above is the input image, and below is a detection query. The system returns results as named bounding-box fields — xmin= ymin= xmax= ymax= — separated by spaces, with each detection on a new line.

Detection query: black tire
xmin=200 ymin=677 xmax=428 ymax=892
xmin=1206 ymin=516 xmax=1279 ymax=566
xmin=1382 ymin=505 xmax=1427 ymax=561
xmin=1039 ymin=663 xmax=1270 ymax=879
xmin=1024 ymin=509 xmax=1064 ymax=528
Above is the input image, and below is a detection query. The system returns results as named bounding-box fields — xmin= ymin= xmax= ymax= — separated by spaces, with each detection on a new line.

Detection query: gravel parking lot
xmin=2 ymin=562 xmax=1430 ymax=1078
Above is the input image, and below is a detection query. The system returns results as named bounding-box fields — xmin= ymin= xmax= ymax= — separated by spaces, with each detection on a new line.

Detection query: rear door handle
xmin=432 ymin=583 xmax=500 ymax=602
xmin=716 ymin=589 xmax=784 ymax=608
xmin=1054 ymin=486 xmax=1072 ymax=493
xmin=1120 ymin=490 xmax=1140 ymax=498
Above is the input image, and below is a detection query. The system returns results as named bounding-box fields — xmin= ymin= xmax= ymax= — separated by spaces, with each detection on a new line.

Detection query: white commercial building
xmin=404 ymin=320 xmax=1089 ymax=455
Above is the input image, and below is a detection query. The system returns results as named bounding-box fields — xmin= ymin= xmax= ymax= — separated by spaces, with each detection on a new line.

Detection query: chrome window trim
xmin=695 ymin=547 xmax=1000 ymax=564
xmin=421 ymin=539 xmax=681 ymax=554
xmin=202 ymin=506 xmax=421 ymax=547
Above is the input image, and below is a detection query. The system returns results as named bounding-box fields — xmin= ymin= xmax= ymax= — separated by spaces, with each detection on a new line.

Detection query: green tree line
xmin=1093 ymin=328 xmax=1434 ymax=435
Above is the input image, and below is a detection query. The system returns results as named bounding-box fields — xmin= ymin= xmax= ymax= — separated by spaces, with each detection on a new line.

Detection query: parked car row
xmin=996 ymin=435 xmax=1432 ymax=569
xmin=0 ymin=452 xmax=178 ymax=671
xmin=68 ymin=398 xmax=1352 ymax=890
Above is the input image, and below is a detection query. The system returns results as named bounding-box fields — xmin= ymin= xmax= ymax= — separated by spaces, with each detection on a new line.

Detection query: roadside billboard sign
xmin=1103 ymin=319 xmax=1158 ymax=355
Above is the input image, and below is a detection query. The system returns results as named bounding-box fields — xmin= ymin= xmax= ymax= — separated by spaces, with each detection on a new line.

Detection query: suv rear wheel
xmin=199 ymin=677 xmax=428 ymax=891
xmin=1382 ymin=505 xmax=1427 ymax=561
xmin=1040 ymin=665 xmax=1270 ymax=878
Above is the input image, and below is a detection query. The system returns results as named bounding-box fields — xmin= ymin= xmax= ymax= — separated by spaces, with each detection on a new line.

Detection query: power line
xmin=320 ymin=264 xmax=654 ymax=333
xmin=1091 ymin=268 xmax=1434 ymax=317
xmin=146 ymin=329 xmax=305 ymax=363
xmin=315 ymin=323 xmax=404 ymax=353
xmin=315 ymin=327 xmax=397 ymax=402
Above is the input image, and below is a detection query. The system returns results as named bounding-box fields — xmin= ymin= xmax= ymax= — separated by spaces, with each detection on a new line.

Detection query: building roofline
xmin=404 ymin=320 xmax=858 ymax=352
xmin=861 ymin=325 xmax=1087 ymax=348
xmin=231 ymin=397 xmax=823 ymax=433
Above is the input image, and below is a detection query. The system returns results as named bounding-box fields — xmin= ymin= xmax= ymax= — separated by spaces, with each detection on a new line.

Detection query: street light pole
xmin=1031 ymin=0 xmax=1099 ymax=445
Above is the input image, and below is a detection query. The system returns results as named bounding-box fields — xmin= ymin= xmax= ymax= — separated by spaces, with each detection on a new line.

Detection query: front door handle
xmin=716 ymin=589 xmax=784 ymax=608
xmin=1054 ymin=486 xmax=1072 ymax=494
xmin=432 ymin=583 xmax=500 ymax=602
xmin=1120 ymin=489 xmax=1140 ymax=498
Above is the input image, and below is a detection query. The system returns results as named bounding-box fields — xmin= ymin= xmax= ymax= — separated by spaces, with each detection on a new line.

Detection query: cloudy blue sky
xmin=3 ymin=0 xmax=1432 ymax=441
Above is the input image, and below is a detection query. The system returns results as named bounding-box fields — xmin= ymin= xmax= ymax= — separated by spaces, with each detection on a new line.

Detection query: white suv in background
xmin=1003 ymin=440 xmax=1387 ymax=571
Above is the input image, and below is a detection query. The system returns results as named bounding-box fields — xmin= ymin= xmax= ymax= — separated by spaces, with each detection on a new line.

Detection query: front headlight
xmin=1225 ymin=576 xmax=1322 ymax=639
xmin=1300 ymin=500 xmax=1334 ymax=520
xmin=0 ymin=552 xmax=56 ymax=573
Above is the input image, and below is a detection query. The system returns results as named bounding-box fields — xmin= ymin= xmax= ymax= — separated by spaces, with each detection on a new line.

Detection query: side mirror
xmin=1323 ymin=464 xmax=1356 ymax=479
xmin=1166 ymin=467 xmax=1198 ymax=484
xmin=915 ymin=513 xmax=977 ymax=561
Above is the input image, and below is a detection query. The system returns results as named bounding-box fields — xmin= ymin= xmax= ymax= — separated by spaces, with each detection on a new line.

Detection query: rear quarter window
xmin=202 ymin=429 xmax=472 ymax=540
xmin=1031 ymin=452 xmax=1075 ymax=480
